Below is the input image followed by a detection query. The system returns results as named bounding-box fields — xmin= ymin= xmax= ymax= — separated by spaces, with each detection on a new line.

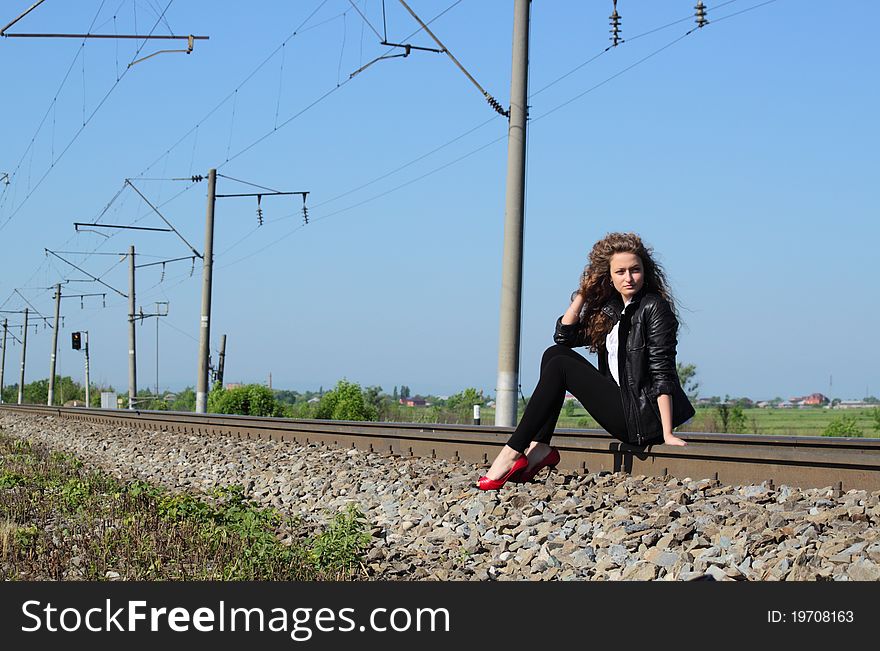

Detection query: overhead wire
xmin=0 ymin=1 xmax=108 ymax=221
xmin=5 ymin=0 xmax=775 ymax=355
xmin=259 ymin=1 xmax=712 ymax=221
xmin=216 ymin=0 xmax=468 ymax=173
xmin=216 ymin=0 xmax=776 ymax=270
xmin=347 ymin=0 xmax=382 ymax=40
xmin=133 ymin=0 xmax=332 ymax=180
xmin=0 ymin=0 xmax=177 ymax=232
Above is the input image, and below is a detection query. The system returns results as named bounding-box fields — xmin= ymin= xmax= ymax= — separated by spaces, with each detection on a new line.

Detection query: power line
xmin=347 ymin=0 xmax=382 ymax=41
xmin=5 ymin=0 xmax=778 ymax=334
xmin=217 ymin=0 xmax=777 ymax=270
xmin=0 ymin=0 xmax=177 ymax=233
xmin=0 ymin=1 xmax=108 ymax=223
xmin=133 ymin=0 xmax=333 ymax=180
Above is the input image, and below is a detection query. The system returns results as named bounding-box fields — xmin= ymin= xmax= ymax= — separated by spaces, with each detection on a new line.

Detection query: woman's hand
xmin=561 ymin=292 xmax=585 ymax=326
xmin=657 ymin=393 xmax=687 ymax=446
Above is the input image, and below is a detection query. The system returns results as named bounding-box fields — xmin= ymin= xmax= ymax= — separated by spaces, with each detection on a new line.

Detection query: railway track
xmin=2 ymin=403 xmax=879 ymax=492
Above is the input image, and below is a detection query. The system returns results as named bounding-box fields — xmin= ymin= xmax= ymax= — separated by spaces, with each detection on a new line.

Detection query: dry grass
xmin=0 ymin=430 xmax=371 ymax=581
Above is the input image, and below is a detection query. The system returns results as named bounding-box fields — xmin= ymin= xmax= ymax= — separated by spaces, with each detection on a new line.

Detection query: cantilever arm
xmin=129 ymin=35 xmax=196 ymax=67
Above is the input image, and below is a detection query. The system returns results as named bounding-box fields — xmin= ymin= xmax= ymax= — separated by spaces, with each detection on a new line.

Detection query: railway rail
xmin=2 ymin=403 xmax=879 ymax=492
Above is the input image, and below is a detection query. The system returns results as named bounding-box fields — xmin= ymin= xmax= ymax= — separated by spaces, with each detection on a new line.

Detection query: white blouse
xmin=605 ymin=298 xmax=632 ymax=386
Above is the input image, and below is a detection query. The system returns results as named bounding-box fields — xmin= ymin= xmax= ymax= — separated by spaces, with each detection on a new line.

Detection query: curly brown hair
xmin=574 ymin=232 xmax=678 ymax=352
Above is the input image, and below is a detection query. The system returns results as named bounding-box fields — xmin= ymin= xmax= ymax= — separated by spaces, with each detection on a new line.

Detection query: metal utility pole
xmin=144 ymin=301 xmax=170 ymax=398
xmin=0 ymin=319 xmax=7 ymax=403
xmin=47 ymin=283 xmax=61 ymax=405
xmin=196 ymin=169 xmax=217 ymax=414
xmin=217 ymin=334 xmax=226 ymax=388
xmin=128 ymin=245 xmax=137 ymax=409
xmin=84 ymin=331 xmax=91 ymax=407
xmin=495 ymin=0 xmax=531 ymax=428
xmin=18 ymin=308 xmax=28 ymax=404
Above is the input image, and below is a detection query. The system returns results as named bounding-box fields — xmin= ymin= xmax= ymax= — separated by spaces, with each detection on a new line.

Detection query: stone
xmin=703 ymin=565 xmax=729 ymax=581
xmin=846 ymin=560 xmax=880 ymax=581
xmin=645 ymin=549 xmax=679 ymax=568
xmin=3 ymin=411 xmax=879 ymax=584
xmin=622 ymin=562 xmax=657 ymax=581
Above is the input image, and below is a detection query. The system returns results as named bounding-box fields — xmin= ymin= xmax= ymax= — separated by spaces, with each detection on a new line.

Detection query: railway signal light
xmin=71 ymin=331 xmax=81 ymax=350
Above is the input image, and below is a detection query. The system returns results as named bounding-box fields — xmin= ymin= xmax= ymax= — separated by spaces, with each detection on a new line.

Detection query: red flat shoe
xmin=477 ymin=455 xmax=528 ymax=491
xmin=513 ymin=447 xmax=560 ymax=483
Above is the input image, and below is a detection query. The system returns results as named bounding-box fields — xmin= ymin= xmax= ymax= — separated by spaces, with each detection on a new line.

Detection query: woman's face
xmin=609 ymin=252 xmax=644 ymax=302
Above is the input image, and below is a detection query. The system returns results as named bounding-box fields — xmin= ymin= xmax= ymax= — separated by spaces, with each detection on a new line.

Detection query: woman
xmin=478 ymin=232 xmax=695 ymax=490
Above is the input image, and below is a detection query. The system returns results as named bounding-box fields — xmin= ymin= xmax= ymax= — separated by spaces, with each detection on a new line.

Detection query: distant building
xmin=400 ymin=397 xmax=426 ymax=407
xmin=835 ymin=399 xmax=871 ymax=409
xmin=791 ymin=393 xmax=829 ymax=406
xmin=225 ymin=383 xmax=242 ymax=390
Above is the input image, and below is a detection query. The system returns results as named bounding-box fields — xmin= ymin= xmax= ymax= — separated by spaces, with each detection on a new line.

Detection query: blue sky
xmin=0 ymin=0 xmax=877 ymax=402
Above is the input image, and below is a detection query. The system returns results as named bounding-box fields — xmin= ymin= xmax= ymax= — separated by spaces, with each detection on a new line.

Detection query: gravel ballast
xmin=2 ymin=412 xmax=878 ymax=581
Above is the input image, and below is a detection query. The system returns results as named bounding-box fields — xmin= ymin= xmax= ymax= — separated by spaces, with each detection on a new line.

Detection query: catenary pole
xmin=18 ymin=309 xmax=28 ymax=404
xmin=0 ymin=319 xmax=7 ymax=403
xmin=217 ymin=334 xmax=226 ymax=388
xmin=196 ymin=169 xmax=217 ymax=414
xmin=495 ymin=0 xmax=531 ymax=427
xmin=47 ymin=283 xmax=61 ymax=405
xmin=128 ymin=245 xmax=137 ymax=409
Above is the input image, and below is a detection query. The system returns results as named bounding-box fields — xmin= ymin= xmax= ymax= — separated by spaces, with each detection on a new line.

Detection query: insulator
xmin=302 ymin=204 xmax=309 ymax=225
xmin=191 ymin=175 xmax=204 ymax=183
xmin=609 ymin=0 xmax=623 ymax=47
xmin=257 ymin=207 xmax=263 ymax=226
xmin=695 ymin=1 xmax=708 ymax=28
xmin=80 ymin=296 xmax=84 ymax=309
xmin=190 ymin=257 xmax=196 ymax=277
xmin=159 ymin=262 xmax=166 ymax=283
xmin=102 ymin=294 xmax=106 ymax=308
xmin=486 ymin=95 xmax=510 ymax=118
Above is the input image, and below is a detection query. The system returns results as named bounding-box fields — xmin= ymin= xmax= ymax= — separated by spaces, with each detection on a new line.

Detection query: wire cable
xmin=347 ymin=0 xmax=383 ymax=40
xmin=0 ymin=1 xmax=176 ymax=233
xmin=216 ymin=0 xmax=777 ymax=271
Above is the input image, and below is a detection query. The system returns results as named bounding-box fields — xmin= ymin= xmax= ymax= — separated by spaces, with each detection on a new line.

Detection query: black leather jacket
xmin=554 ymin=288 xmax=695 ymax=445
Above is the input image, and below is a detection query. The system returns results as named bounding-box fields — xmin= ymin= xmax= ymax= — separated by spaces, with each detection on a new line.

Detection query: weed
xmin=0 ymin=432 xmax=373 ymax=581
xmin=309 ymin=502 xmax=371 ymax=576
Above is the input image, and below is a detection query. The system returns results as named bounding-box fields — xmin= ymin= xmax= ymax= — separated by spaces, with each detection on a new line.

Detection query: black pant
xmin=505 ymin=345 xmax=628 ymax=452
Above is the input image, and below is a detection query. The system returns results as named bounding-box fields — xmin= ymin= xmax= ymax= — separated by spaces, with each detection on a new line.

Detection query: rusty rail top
xmin=2 ymin=404 xmax=879 ymax=492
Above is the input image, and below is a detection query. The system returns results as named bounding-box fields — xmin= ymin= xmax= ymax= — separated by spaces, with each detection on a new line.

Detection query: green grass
xmin=0 ymin=430 xmax=372 ymax=581
xmin=477 ymin=406 xmax=880 ymax=438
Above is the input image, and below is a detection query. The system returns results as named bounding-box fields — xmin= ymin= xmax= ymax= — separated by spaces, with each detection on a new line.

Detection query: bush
xmin=309 ymin=503 xmax=371 ymax=576
xmin=207 ymin=383 xmax=286 ymax=417
xmin=576 ymin=416 xmax=599 ymax=428
xmin=444 ymin=387 xmax=485 ymax=422
xmin=716 ymin=402 xmax=747 ymax=433
xmin=312 ymin=379 xmax=377 ymax=422
xmin=822 ymin=415 xmax=863 ymax=438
